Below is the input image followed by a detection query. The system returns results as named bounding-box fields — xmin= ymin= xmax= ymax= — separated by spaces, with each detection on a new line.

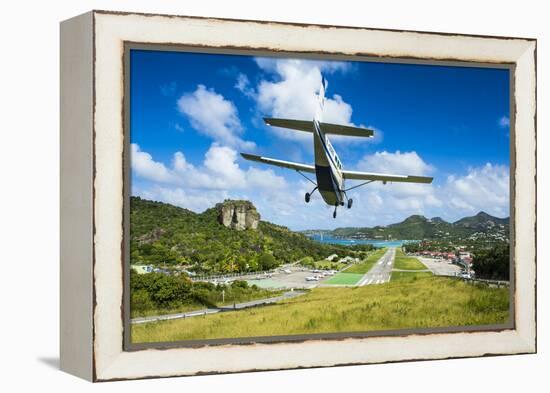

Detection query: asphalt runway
xmin=357 ymin=247 xmax=396 ymax=286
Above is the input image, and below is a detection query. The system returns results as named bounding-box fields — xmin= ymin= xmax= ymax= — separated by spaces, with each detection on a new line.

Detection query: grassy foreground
xmin=391 ymin=271 xmax=433 ymax=281
xmin=132 ymin=276 xmax=509 ymax=343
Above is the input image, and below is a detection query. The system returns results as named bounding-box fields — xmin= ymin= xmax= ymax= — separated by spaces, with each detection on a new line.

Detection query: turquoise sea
xmin=307 ymin=233 xmax=418 ymax=248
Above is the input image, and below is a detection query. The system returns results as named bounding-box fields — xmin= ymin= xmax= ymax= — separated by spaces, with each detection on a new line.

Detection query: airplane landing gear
xmin=342 ymin=191 xmax=353 ymax=209
xmin=333 ymin=204 xmax=338 ymax=219
xmin=305 ymin=186 xmax=318 ymax=203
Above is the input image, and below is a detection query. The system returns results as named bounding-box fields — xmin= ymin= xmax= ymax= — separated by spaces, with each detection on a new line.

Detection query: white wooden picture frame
xmin=60 ymin=10 xmax=536 ymax=381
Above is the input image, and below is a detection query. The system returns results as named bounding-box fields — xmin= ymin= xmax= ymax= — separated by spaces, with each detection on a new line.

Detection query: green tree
xmin=247 ymin=254 xmax=259 ymax=271
xmin=259 ymin=253 xmax=278 ymax=270
xmin=300 ymin=256 xmax=315 ymax=268
xmin=473 ymin=244 xmax=509 ymax=280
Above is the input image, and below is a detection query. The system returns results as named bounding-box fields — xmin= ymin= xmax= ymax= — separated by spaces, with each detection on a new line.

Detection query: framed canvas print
xmin=60 ymin=10 xmax=537 ymax=381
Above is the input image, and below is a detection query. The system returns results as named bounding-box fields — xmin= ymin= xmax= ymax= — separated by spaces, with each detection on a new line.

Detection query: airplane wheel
xmin=305 ymin=192 xmax=310 ymax=203
xmin=347 ymin=198 xmax=353 ymax=209
xmin=333 ymin=210 xmax=337 ymax=219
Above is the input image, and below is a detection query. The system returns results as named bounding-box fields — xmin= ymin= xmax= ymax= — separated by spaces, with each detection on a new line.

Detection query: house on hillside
xmin=131 ymin=264 xmax=153 ymax=274
xmin=339 ymin=256 xmax=360 ymax=263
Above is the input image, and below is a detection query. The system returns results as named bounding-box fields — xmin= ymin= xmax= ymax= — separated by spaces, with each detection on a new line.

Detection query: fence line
xmin=191 ymin=269 xmax=276 ymax=282
xmin=460 ymin=277 xmax=509 ymax=287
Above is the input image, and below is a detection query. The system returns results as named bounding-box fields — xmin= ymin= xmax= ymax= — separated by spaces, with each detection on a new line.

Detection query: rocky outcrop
xmin=137 ymin=227 xmax=166 ymax=245
xmin=217 ymin=200 xmax=260 ymax=231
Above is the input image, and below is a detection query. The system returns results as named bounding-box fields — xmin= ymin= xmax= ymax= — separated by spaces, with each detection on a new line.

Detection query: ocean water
xmin=307 ymin=233 xmax=418 ymax=248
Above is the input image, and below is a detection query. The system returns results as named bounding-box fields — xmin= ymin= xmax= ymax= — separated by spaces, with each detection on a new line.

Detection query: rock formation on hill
xmin=217 ymin=200 xmax=260 ymax=231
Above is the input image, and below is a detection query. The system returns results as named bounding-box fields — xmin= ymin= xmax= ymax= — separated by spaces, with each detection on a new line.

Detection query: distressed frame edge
xmin=59 ymin=11 xmax=95 ymax=381
xmin=90 ymin=8 xmax=538 ymax=42
xmin=512 ymin=41 xmax=537 ymax=353
xmin=89 ymin=11 xmax=537 ymax=381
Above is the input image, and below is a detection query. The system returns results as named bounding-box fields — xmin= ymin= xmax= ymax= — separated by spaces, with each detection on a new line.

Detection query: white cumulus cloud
xmin=131 ymin=144 xmax=176 ymax=184
xmin=337 ymin=150 xmax=442 ymax=224
xmin=255 ymin=58 xmax=352 ymax=124
xmin=247 ymin=58 xmax=378 ymax=145
xmin=234 ymin=73 xmax=255 ymax=98
xmin=131 ymin=143 xmax=288 ymax=194
xmin=177 ymin=85 xmax=255 ymax=149
xmin=132 ymin=142 xmax=510 ymax=227
xmin=357 ymin=150 xmax=434 ymax=177
xmin=445 ymin=163 xmax=509 ymax=217
xmin=136 ymin=185 xmax=229 ymax=213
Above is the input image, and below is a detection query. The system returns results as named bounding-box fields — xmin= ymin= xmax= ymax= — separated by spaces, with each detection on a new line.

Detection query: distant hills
xmin=130 ymin=197 xmax=357 ymax=273
xmin=303 ymin=212 xmax=509 ymax=242
xmin=453 ymin=211 xmax=509 ymax=230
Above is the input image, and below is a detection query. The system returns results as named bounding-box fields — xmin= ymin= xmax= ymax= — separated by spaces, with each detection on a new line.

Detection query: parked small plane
xmin=241 ymin=77 xmax=433 ymax=218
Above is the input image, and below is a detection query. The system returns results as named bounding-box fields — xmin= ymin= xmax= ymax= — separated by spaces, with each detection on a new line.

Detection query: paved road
xmin=357 ymin=248 xmax=396 ymax=286
xmin=418 ymin=257 xmax=462 ymax=276
xmin=218 ymin=290 xmax=305 ymax=311
xmin=131 ymin=290 xmax=305 ymax=324
xmin=248 ymin=269 xmax=323 ymax=290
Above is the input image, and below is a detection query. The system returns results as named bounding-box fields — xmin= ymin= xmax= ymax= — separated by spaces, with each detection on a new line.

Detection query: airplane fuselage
xmin=313 ymin=119 xmax=345 ymax=206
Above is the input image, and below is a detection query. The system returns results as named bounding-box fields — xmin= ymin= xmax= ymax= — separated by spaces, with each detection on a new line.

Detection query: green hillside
xmin=130 ymin=197 xmax=367 ymax=274
xmin=454 ymin=211 xmax=509 ymax=230
xmin=319 ymin=211 xmax=509 ymax=241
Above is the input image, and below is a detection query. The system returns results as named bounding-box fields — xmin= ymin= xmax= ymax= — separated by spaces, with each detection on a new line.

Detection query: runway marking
xmin=357 ymin=248 xmax=396 ymax=287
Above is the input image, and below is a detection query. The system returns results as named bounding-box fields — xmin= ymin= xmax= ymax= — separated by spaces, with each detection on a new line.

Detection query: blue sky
xmin=130 ymin=49 xmax=510 ymax=230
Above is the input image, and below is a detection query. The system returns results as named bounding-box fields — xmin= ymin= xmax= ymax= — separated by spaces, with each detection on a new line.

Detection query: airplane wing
xmin=264 ymin=118 xmax=374 ymax=138
xmin=241 ymin=153 xmax=315 ymax=173
xmin=342 ymin=170 xmax=433 ymax=184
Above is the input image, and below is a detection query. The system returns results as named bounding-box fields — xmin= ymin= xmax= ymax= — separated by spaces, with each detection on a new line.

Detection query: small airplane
xmin=241 ymin=76 xmax=433 ymax=218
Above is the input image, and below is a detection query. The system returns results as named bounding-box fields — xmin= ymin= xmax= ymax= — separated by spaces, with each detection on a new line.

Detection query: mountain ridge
xmin=304 ymin=211 xmax=509 ymax=241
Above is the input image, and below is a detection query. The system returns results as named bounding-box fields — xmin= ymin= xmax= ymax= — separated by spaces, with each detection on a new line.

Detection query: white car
xmin=305 ymin=276 xmax=319 ymax=281
xmin=283 ymin=269 xmax=292 ymax=274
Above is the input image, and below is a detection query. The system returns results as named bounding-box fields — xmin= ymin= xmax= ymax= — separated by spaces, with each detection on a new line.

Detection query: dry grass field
xmin=132 ymin=276 xmax=510 ymax=343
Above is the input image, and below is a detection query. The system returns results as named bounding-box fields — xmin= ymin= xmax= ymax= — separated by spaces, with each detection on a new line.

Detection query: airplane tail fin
xmin=320 ymin=75 xmax=328 ymax=97
xmin=315 ymin=74 xmax=328 ymax=121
